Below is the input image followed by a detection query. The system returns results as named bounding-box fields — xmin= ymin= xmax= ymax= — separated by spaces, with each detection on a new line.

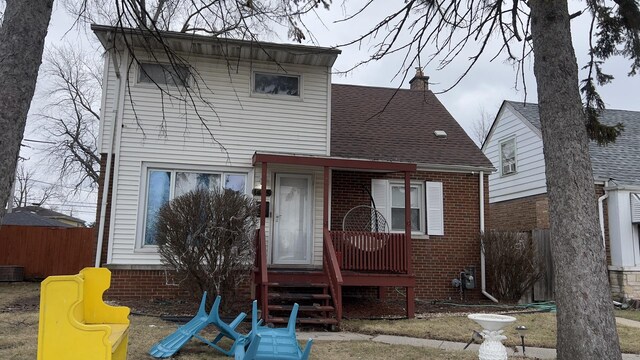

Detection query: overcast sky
xmin=23 ymin=1 xmax=640 ymax=221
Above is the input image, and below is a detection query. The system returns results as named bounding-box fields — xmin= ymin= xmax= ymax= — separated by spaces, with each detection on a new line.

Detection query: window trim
xmin=251 ymin=71 xmax=303 ymax=100
xmin=499 ymin=136 xmax=517 ymax=177
xmin=136 ymin=62 xmax=192 ymax=88
xmin=136 ymin=163 xmax=250 ymax=250
xmin=388 ymin=181 xmax=425 ymax=235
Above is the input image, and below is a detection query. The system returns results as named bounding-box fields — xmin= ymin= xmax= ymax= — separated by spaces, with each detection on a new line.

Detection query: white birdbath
xmin=468 ymin=314 xmax=516 ymax=360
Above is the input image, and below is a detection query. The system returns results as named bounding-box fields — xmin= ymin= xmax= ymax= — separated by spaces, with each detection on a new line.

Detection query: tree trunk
xmin=0 ymin=0 xmax=54 ymax=221
xmin=529 ymin=1 xmax=622 ymax=359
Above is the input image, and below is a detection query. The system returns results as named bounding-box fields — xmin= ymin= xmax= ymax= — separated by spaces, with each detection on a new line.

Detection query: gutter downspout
xmin=480 ymin=171 xmax=499 ymax=303
xmin=598 ymin=181 xmax=609 ymax=250
xmin=95 ymin=44 xmax=123 ymax=268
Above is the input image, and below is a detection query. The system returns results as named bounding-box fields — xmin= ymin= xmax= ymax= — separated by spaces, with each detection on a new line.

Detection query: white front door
xmin=272 ymin=174 xmax=313 ymax=265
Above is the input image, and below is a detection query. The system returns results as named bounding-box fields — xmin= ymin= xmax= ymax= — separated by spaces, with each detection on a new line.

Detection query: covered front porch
xmin=252 ymin=152 xmax=417 ymax=327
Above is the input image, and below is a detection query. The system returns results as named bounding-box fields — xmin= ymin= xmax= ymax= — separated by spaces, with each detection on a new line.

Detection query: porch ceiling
xmin=252 ymin=152 xmax=417 ymax=172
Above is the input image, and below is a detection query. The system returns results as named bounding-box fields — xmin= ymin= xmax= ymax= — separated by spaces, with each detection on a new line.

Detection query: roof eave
xmin=91 ymin=24 xmax=341 ymax=67
xmin=417 ymin=163 xmax=496 ymax=173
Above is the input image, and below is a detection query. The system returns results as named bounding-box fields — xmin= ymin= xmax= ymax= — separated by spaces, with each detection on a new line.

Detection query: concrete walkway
xmin=298 ymin=317 xmax=640 ymax=360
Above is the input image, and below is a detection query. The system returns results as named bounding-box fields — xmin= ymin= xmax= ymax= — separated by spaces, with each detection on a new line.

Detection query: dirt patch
xmin=112 ymin=297 xmax=202 ymax=317
xmin=342 ymin=295 xmax=522 ymax=320
xmin=2 ymin=295 xmax=40 ymax=313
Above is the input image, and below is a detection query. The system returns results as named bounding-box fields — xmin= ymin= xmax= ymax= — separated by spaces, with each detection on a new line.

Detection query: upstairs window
xmin=500 ymin=138 xmax=517 ymax=176
xmin=138 ymin=63 xmax=190 ymax=87
xmin=253 ymin=72 xmax=300 ymax=97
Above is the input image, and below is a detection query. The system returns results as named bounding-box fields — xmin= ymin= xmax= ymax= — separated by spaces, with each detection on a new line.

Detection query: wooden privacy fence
xmin=0 ymin=225 xmax=96 ymax=279
xmin=532 ymin=229 xmax=554 ymax=301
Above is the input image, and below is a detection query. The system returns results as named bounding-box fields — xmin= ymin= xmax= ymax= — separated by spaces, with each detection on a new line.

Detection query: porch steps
xmin=265 ymin=279 xmax=338 ymax=328
xmin=268 ymin=317 xmax=339 ymax=326
xmin=267 ymin=304 xmax=334 ymax=312
xmin=268 ymin=293 xmax=331 ymax=301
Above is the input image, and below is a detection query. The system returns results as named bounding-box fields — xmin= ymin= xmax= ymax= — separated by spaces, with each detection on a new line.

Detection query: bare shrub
xmin=155 ymin=188 xmax=257 ymax=312
xmin=482 ymin=230 xmax=542 ymax=302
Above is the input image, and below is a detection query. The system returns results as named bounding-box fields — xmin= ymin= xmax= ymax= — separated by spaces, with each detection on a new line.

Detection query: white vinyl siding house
xmin=101 ymin=48 xmax=331 ymax=265
xmin=483 ymin=103 xmax=547 ymax=204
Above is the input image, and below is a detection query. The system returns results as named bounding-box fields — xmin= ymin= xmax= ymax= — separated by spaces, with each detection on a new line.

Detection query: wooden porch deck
xmin=254 ymin=229 xmax=415 ymax=327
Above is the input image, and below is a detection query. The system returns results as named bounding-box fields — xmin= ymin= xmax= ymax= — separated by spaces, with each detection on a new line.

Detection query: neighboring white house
xmin=482 ymin=100 xmax=640 ymax=300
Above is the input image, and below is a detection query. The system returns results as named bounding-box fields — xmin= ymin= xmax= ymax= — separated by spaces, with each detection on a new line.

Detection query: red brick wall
xmin=104 ymin=269 xmax=190 ymax=300
xmin=490 ymin=185 xmax=611 ymax=265
xmin=489 ymin=193 xmax=550 ymax=232
xmin=104 ymin=268 xmax=253 ymax=305
xmin=331 ymin=170 xmax=488 ymax=301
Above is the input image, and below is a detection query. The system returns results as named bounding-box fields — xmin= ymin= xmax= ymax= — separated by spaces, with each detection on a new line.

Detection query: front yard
xmin=2 ymin=281 xmax=639 ymax=359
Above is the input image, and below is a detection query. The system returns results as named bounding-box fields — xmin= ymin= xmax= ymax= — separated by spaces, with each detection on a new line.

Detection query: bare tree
xmin=315 ymin=1 xmax=638 ymax=359
xmin=0 ymin=0 xmax=54 ymax=219
xmin=472 ymin=108 xmax=493 ymax=147
xmin=38 ymin=44 xmax=101 ymax=190
xmin=12 ymin=164 xmax=57 ymax=208
xmin=2 ymin=2 xmax=638 ymax=357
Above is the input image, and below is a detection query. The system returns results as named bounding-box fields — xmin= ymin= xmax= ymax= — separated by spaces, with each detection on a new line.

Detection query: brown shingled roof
xmin=331 ymin=84 xmax=493 ymax=169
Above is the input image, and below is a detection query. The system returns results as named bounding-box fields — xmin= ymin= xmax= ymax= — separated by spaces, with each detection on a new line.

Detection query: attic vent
xmin=434 ymin=130 xmax=447 ymax=138
xmin=632 ymin=194 xmax=640 ymax=223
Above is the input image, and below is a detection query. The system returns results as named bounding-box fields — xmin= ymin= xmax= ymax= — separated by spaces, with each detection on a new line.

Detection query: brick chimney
xmin=409 ymin=67 xmax=429 ymax=91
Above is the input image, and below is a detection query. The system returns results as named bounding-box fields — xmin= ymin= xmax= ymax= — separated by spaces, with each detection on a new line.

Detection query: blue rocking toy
xmin=149 ymin=294 xmax=313 ymax=360
xmin=149 ymin=292 xmax=247 ymax=358
xmin=243 ymin=300 xmax=313 ymax=360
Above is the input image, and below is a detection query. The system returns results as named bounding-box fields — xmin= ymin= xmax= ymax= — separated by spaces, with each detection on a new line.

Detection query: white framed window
xmin=138 ymin=62 xmax=190 ymax=87
xmin=371 ymin=179 xmax=444 ymax=236
xmin=500 ymin=137 xmax=517 ymax=176
xmin=252 ymin=72 xmax=301 ymax=97
xmin=141 ymin=168 xmax=247 ymax=246
xmin=390 ymin=183 xmax=424 ymax=232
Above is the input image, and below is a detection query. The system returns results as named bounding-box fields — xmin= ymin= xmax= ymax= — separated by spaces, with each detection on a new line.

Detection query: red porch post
xmin=259 ymin=163 xmax=269 ymax=320
xmin=404 ymin=171 xmax=415 ymax=318
xmin=323 ymin=166 xmax=329 ymax=229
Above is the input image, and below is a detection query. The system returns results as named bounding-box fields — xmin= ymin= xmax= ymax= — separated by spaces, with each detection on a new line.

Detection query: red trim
xmin=404 ymin=172 xmax=413 ymax=275
xmin=252 ymin=153 xmax=416 ymax=172
xmin=323 ymin=167 xmax=329 ymax=229
xmin=259 ymin=163 xmax=269 ymax=320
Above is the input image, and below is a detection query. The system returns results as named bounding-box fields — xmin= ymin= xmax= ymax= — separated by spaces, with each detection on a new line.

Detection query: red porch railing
xmin=255 ymin=227 xmax=269 ymax=320
xmin=323 ymin=228 xmax=343 ymax=323
xmin=330 ymin=231 xmax=408 ymax=273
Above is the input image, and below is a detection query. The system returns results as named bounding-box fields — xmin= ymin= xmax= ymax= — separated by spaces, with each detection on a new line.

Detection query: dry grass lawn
xmin=344 ymin=312 xmax=640 ymax=354
xmin=615 ymin=309 xmax=640 ymax=322
xmin=0 ymin=282 xmax=478 ymax=360
xmin=4 ymin=281 xmax=637 ymax=358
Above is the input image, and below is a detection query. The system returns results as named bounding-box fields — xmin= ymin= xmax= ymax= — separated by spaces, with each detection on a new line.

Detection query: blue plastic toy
xmin=149 ymin=294 xmax=313 ymax=360
xmin=149 ymin=292 xmax=247 ymax=358
xmin=244 ymin=300 xmax=313 ymax=360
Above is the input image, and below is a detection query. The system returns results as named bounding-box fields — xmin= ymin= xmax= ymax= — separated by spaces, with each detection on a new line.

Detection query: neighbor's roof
xmin=507 ymin=101 xmax=640 ymax=186
xmin=92 ymin=24 xmax=341 ymax=67
xmin=331 ymin=84 xmax=494 ymax=170
xmin=2 ymin=211 xmax=73 ymax=228
xmin=13 ymin=206 xmax=85 ymax=225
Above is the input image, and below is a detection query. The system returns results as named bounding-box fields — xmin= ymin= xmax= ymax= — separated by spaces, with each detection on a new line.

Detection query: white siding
xmin=99 ymin=53 xmax=121 ymax=153
xmin=483 ymin=105 xmax=546 ymax=203
xmin=102 ymin=49 xmax=330 ymax=265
